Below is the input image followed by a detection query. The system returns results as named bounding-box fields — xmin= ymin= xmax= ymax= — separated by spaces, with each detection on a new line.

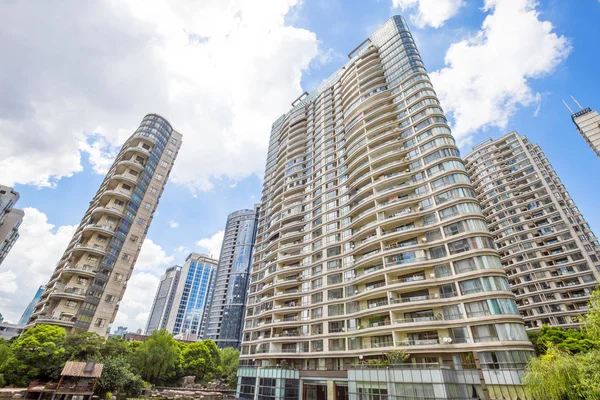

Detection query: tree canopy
xmin=524 ymin=286 xmax=600 ymax=399
xmin=0 ymin=325 xmax=238 ymax=396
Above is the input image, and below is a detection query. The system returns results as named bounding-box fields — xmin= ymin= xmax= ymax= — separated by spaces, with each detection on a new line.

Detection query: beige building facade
xmin=571 ymin=106 xmax=600 ymax=158
xmin=237 ymin=16 xmax=533 ymax=400
xmin=465 ymin=132 xmax=600 ymax=330
xmin=28 ymin=114 xmax=182 ymax=336
xmin=0 ymin=184 xmax=24 ymax=265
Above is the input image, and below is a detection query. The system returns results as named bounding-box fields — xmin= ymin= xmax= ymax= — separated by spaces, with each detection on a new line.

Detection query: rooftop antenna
xmin=562 ymin=99 xmax=574 ymax=114
xmin=570 ymin=96 xmax=584 ymax=111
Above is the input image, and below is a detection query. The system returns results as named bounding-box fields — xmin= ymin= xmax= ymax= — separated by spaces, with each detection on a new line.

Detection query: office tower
xmin=206 ymin=207 xmax=260 ymax=348
xmin=145 ymin=265 xmax=182 ymax=335
xmin=18 ymin=286 xmax=45 ymax=326
xmin=465 ymin=132 xmax=600 ymax=330
xmin=166 ymin=253 xmax=218 ymax=340
xmin=0 ymin=184 xmax=24 ymax=265
xmin=565 ymin=98 xmax=600 ymax=158
xmin=238 ymin=16 xmax=533 ymax=400
xmin=113 ymin=326 xmax=128 ymax=337
xmin=27 ymin=114 xmax=182 ymax=336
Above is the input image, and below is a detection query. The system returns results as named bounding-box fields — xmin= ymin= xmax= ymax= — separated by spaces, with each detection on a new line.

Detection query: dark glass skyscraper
xmin=206 ymin=206 xmax=259 ymax=348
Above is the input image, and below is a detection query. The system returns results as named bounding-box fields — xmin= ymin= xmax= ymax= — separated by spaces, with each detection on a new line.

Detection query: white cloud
xmin=0 ymin=0 xmax=319 ymax=191
xmin=0 ymin=271 xmax=18 ymax=295
xmin=0 ymin=208 xmax=77 ymax=322
xmin=134 ymin=238 xmax=175 ymax=274
xmin=168 ymin=220 xmax=180 ymax=228
xmin=392 ymin=0 xmax=464 ymax=28
xmin=113 ymin=272 xmax=160 ymax=332
xmin=430 ymin=0 xmax=571 ymax=145
xmin=196 ymin=231 xmax=225 ymax=259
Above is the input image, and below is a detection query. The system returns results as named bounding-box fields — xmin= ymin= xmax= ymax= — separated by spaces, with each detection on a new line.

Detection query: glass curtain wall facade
xmin=18 ymin=286 xmax=45 ymax=326
xmin=145 ymin=265 xmax=182 ymax=335
xmin=206 ymin=206 xmax=260 ymax=348
xmin=465 ymin=132 xmax=600 ymax=330
xmin=28 ymin=114 xmax=182 ymax=336
xmin=166 ymin=253 xmax=218 ymax=339
xmin=238 ymin=16 xmax=533 ymax=400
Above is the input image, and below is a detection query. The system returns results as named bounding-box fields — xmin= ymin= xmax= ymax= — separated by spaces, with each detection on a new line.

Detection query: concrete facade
xmin=465 ymin=132 xmax=600 ymax=330
xmin=0 ymin=184 xmax=24 ymax=265
xmin=237 ymin=16 xmax=533 ymax=400
xmin=145 ymin=265 xmax=182 ymax=335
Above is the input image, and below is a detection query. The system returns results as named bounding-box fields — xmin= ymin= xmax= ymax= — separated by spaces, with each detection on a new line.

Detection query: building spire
xmin=570 ymin=95 xmax=584 ymax=110
xmin=562 ymin=99 xmax=574 ymax=114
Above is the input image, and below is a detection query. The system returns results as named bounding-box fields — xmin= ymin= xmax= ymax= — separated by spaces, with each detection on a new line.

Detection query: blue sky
xmin=0 ymin=0 xmax=599 ymax=330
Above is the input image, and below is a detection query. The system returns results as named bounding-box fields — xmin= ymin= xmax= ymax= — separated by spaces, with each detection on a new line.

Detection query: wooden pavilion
xmin=27 ymin=361 xmax=103 ymax=400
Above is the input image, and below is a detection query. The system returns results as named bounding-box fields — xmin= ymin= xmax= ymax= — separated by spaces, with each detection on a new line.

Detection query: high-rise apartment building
xmin=206 ymin=207 xmax=259 ymax=348
xmin=166 ymin=253 xmax=218 ymax=340
xmin=570 ymin=104 xmax=600 ymax=158
xmin=145 ymin=265 xmax=182 ymax=335
xmin=238 ymin=16 xmax=533 ymax=400
xmin=0 ymin=184 xmax=24 ymax=265
xmin=18 ymin=286 xmax=45 ymax=326
xmin=465 ymin=132 xmax=600 ymax=330
xmin=27 ymin=114 xmax=182 ymax=336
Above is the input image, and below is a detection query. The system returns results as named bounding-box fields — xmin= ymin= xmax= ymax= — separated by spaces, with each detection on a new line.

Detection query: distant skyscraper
xmin=166 ymin=253 xmax=218 ymax=340
xmin=206 ymin=207 xmax=259 ymax=348
xmin=28 ymin=114 xmax=182 ymax=336
xmin=565 ymin=98 xmax=600 ymax=158
xmin=465 ymin=132 xmax=600 ymax=330
xmin=113 ymin=326 xmax=128 ymax=337
xmin=0 ymin=184 xmax=24 ymax=266
xmin=18 ymin=286 xmax=44 ymax=326
xmin=145 ymin=265 xmax=182 ymax=335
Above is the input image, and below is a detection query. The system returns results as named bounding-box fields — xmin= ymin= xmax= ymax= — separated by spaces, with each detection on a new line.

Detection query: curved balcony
xmin=81 ymin=223 xmax=116 ymax=238
xmin=91 ymin=205 xmax=124 ymax=219
xmin=34 ymin=315 xmax=76 ymax=328
xmin=48 ymin=287 xmax=87 ymax=301
xmin=72 ymin=243 xmax=107 ymax=257
xmin=116 ymin=158 xmax=145 ymax=172
xmin=61 ymin=265 xmax=97 ymax=279
xmin=111 ymin=173 xmax=139 ymax=186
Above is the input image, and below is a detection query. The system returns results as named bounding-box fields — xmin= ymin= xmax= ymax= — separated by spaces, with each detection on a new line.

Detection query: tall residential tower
xmin=0 ymin=184 xmax=24 ymax=265
xmin=465 ymin=132 xmax=600 ymax=330
xmin=166 ymin=253 xmax=218 ymax=340
xmin=565 ymin=98 xmax=600 ymax=158
xmin=28 ymin=114 xmax=182 ymax=336
xmin=145 ymin=265 xmax=182 ymax=335
xmin=238 ymin=16 xmax=533 ymax=400
xmin=205 ymin=207 xmax=259 ymax=348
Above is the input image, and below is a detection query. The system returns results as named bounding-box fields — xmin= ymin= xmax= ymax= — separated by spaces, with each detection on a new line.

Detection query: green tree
xmin=64 ymin=332 xmax=105 ymax=361
xmin=131 ymin=330 xmax=180 ymax=385
xmin=101 ymin=337 xmax=134 ymax=359
xmin=523 ymin=345 xmax=581 ymax=400
xmin=582 ymin=287 xmax=600 ymax=341
xmin=524 ymin=286 xmax=600 ymax=399
xmin=220 ymin=347 xmax=239 ymax=388
xmin=96 ymin=356 xmax=144 ymax=397
xmin=2 ymin=325 xmax=67 ymax=386
xmin=181 ymin=341 xmax=213 ymax=383
xmin=528 ymin=326 xmax=598 ymax=355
